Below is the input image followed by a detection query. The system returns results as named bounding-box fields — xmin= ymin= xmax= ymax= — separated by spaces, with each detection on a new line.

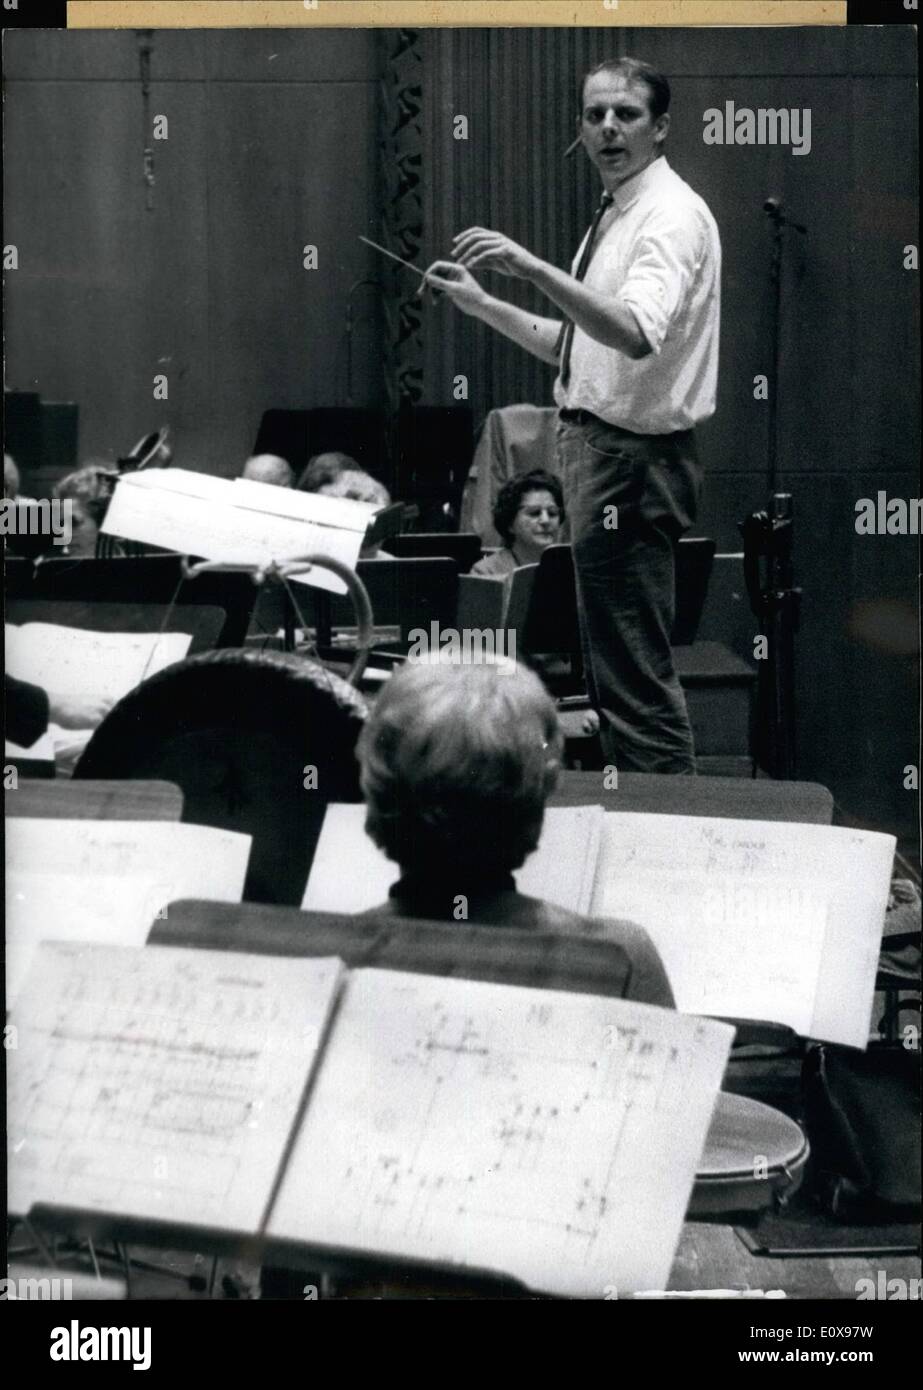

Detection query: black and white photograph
xmin=1 ymin=0 xmax=920 ymax=1341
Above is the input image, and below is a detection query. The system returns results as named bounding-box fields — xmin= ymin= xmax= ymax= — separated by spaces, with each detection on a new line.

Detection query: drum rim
xmin=695 ymin=1092 xmax=809 ymax=1180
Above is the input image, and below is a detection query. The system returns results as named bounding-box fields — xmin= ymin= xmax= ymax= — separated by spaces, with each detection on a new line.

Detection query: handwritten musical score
xmin=5 ymin=818 xmax=253 ymax=1004
xmin=590 ymin=812 xmax=895 ymax=1047
xmin=268 ymin=969 xmax=733 ymax=1296
xmin=101 ymin=469 xmax=371 ymax=595
xmin=303 ymin=803 xmax=605 ymax=916
xmin=8 ymin=943 xmax=343 ymax=1234
xmin=5 ymin=622 xmax=192 ymax=708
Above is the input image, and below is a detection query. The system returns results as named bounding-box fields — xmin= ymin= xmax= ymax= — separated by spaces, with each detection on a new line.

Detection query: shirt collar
xmin=389 ymin=871 xmax=518 ymax=913
xmin=608 ymin=154 xmax=671 ymax=215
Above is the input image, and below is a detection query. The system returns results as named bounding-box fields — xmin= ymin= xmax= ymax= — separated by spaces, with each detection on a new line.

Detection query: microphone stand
xmin=740 ymin=201 xmax=806 ymax=779
xmin=763 ymin=199 xmax=806 ymax=493
xmin=740 ymin=494 xmax=801 ymax=779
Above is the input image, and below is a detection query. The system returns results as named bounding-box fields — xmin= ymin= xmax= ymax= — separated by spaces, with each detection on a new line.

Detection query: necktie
xmin=558 ymin=191 xmax=614 ymax=388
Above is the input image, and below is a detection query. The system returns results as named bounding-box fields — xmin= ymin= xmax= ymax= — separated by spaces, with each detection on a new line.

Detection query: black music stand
xmin=326 ymin=557 xmax=459 ymax=650
xmin=9 ymin=555 xmax=260 ymax=648
xmin=6 ymin=600 xmax=226 ymax=657
xmin=388 ymin=531 xmax=483 ymax=573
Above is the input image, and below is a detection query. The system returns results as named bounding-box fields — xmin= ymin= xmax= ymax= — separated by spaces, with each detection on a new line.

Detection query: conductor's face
xmin=580 ymin=72 xmax=669 ymax=192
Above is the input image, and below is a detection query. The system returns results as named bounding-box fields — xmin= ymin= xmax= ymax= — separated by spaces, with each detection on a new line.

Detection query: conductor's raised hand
xmin=452 ymin=227 xmax=536 ymax=278
xmin=422 ymin=260 xmax=488 ymax=316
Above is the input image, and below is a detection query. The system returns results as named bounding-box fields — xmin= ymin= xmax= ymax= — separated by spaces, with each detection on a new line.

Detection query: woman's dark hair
xmin=492 ymin=469 xmax=565 ymax=547
xmin=582 ymin=57 xmax=671 ymax=122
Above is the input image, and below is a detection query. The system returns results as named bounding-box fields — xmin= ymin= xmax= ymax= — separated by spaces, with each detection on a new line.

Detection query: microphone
xmin=763 ymin=197 xmax=807 ymax=233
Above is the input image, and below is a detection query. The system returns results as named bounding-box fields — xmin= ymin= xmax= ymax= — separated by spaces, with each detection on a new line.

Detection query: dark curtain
xmin=377 ymin=28 xmax=425 ymax=414
xmin=419 ymin=27 xmax=628 ymax=420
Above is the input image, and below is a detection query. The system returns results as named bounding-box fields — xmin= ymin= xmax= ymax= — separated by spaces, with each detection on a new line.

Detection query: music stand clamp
xmin=740 ymin=493 xmax=802 ymax=780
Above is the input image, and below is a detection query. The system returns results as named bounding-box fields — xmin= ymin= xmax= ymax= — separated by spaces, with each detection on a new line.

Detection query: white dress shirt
xmin=553 ymin=156 xmax=721 ymax=434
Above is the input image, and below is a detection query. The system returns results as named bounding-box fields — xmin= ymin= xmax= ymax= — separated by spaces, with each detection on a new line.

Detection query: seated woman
xmin=471 ymin=468 xmax=564 ymax=578
xmin=355 ymin=656 xmax=673 ymax=1006
xmin=297 ymin=451 xmax=360 ymax=494
xmin=53 ymin=463 xmax=119 ymax=557
xmin=300 ymin=455 xmax=393 ymax=558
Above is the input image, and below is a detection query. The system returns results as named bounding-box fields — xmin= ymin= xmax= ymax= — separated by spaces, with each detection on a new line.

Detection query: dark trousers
xmin=555 ymin=413 xmax=702 ymax=775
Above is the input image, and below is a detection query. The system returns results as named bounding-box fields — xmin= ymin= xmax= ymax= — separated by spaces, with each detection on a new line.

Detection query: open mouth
xmin=599 ymin=148 xmax=625 ymax=159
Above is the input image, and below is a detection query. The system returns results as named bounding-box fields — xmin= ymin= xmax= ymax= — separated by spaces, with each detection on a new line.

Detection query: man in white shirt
xmin=426 ymin=57 xmax=721 ymax=774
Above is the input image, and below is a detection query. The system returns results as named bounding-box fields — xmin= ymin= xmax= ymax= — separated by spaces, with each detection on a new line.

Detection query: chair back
xmin=150 ymin=898 xmax=635 ymax=1000
xmin=75 ymin=649 xmax=368 ymax=906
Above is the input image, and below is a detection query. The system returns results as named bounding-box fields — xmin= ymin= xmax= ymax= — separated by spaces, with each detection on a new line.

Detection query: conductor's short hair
xmin=581 ymin=57 xmax=671 ymax=121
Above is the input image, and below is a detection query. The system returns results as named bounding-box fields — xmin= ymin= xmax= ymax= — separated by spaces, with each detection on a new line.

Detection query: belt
xmin=559 ymin=408 xmax=696 ymax=445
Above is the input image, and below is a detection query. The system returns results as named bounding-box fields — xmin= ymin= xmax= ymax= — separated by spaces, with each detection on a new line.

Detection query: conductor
xmin=426 ymin=58 xmax=721 ymax=774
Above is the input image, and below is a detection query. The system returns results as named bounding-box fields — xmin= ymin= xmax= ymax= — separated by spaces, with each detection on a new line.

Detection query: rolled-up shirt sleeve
xmin=616 ymin=209 xmax=706 ymax=355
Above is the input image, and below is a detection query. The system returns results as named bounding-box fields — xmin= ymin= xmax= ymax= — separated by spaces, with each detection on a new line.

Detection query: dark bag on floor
xmin=802 ymin=1043 xmax=921 ymax=1223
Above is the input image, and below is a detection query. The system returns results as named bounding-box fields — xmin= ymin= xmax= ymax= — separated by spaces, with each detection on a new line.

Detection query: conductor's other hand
xmin=452 ymin=227 xmax=535 ymax=278
xmin=48 ymin=690 xmax=114 ymax=730
xmin=423 ymin=261 xmax=487 ymax=316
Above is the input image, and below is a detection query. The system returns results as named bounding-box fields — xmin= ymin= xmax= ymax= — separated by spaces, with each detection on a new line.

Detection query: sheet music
xmin=268 ymin=969 xmax=733 ymax=1296
xmin=5 ymin=818 xmax=253 ymax=1005
xmin=8 ymin=943 xmax=344 ymax=1235
xmin=4 ymin=623 xmax=192 ymax=707
xmin=232 ymin=476 xmax=373 ymax=534
xmin=590 ymin=813 xmax=895 ymax=1048
xmin=515 ymin=804 xmax=604 ymax=916
xmin=5 ymin=731 xmax=56 ymax=763
xmin=102 ymin=469 xmax=367 ymax=594
xmin=302 ymin=803 xmax=605 ymax=916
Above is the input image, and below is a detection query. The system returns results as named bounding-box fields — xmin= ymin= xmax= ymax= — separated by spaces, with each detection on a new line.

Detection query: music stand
xmin=6 ymin=599 xmax=226 ymax=657
xmin=15 ymin=554 xmax=260 ymax=648
xmin=388 ymin=531 xmax=483 ymax=572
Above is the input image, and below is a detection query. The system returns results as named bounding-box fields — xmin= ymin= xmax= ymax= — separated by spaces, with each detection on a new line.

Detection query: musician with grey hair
xmin=241 ymin=453 xmax=294 ymax=488
xmin=356 ymin=657 xmax=673 ymax=1006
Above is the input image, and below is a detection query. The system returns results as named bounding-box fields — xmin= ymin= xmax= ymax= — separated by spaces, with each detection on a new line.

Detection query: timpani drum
xmin=689 ymin=1091 xmax=809 ymax=1220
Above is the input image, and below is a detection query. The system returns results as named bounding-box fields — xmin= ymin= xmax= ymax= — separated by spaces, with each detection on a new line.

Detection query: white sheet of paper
xmin=5 ymin=623 xmax=192 ymax=707
xmin=4 ymin=818 xmax=253 ymax=1005
xmin=102 ymin=469 xmax=367 ymax=594
xmin=302 ymin=803 xmax=604 ymax=917
xmin=590 ymin=813 xmax=894 ymax=1048
xmin=5 ymin=731 xmax=55 ymax=763
xmin=7 ymin=942 xmax=343 ymax=1235
xmin=267 ymin=968 xmax=734 ymax=1296
xmin=231 ymin=476 xmax=373 ymax=534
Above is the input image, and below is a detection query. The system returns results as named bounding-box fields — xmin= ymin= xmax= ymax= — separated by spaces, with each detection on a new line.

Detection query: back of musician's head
xmin=581 ymin=57 xmax=671 ymax=121
xmin=357 ymin=656 xmax=564 ymax=878
xmin=320 ymin=469 xmax=390 ymax=508
xmin=242 ymin=453 xmax=294 ymax=488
